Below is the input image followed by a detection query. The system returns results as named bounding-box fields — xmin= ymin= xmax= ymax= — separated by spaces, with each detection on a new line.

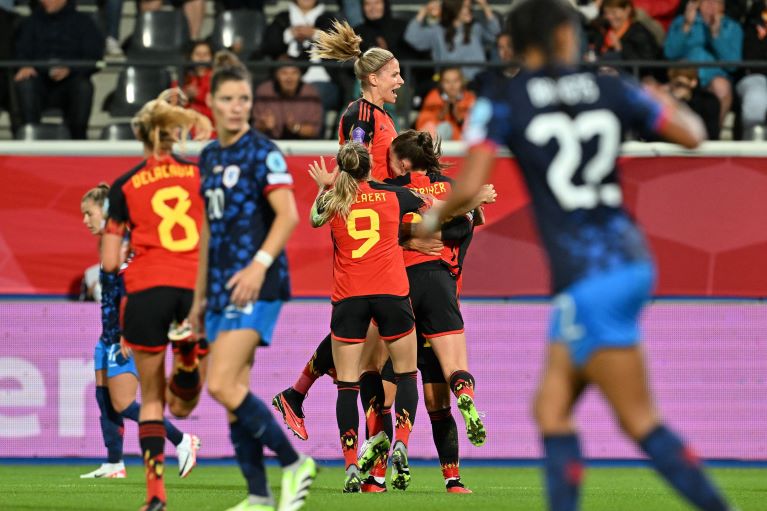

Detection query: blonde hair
xmin=311 ymin=20 xmax=395 ymax=89
xmin=131 ymin=88 xmax=212 ymax=155
xmin=82 ymin=182 xmax=110 ymax=207
xmin=316 ymin=143 xmax=371 ymax=224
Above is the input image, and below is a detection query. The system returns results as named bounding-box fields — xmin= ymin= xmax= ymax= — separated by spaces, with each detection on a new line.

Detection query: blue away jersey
xmin=199 ymin=129 xmax=293 ymax=311
xmin=99 ymin=269 xmax=124 ymax=345
xmin=464 ymin=67 xmax=666 ymax=292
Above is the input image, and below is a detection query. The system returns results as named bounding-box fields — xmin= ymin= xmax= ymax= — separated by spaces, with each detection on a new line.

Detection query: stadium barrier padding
xmin=0 ymin=141 xmax=765 ymax=298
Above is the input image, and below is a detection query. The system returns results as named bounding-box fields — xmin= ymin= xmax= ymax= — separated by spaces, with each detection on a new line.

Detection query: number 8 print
xmin=151 ymin=185 xmax=200 ymax=251
xmin=347 ymin=209 xmax=380 ymax=258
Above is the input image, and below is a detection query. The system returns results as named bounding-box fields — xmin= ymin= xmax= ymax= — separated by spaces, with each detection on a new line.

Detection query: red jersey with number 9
xmin=329 ymin=180 xmax=425 ymax=303
xmin=105 ymin=154 xmax=203 ymax=293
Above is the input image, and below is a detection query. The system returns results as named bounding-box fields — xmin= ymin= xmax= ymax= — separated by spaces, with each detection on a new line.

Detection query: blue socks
xmin=230 ymin=421 xmax=269 ymax=497
xmin=120 ymin=400 xmax=184 ymax=447
xmin=542 ymin=434 xmax=583 ymax=511
xmin=119 ymin=400 xmax=140 ymax=421
xmin=233 ymin=392 xmax=299 ymax=467
xmin=640 ymin=425 xmax=729 ymax=511
xmin=95 ymin=386 xmax=124 ymax=464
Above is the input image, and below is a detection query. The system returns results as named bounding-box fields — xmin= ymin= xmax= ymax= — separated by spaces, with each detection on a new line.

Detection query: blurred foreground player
xmin=420 ymin=1 xmax=733 ymax=510
xmin=103 ymin=91 xmax=211 ymax=511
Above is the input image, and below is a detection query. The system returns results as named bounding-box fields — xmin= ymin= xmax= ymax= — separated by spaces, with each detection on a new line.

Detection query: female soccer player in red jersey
xmin=80 ymin=184 xmax=199 ymax=482
xmin=313 ymin=20 xmax=403 ymax=181
xmin=310 ymin=142 xmax=425 ymax=493
xmin=189 ymin=51 xmax=316 ymax=511
xmin=102 ymin=92 xmax=211 ymax=511
xmin=273 ymin=20 xmax=405 ymax=448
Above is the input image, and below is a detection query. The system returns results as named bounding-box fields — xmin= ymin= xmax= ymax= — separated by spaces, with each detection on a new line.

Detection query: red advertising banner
xmin=0 ymin=152 xmax=765 ymax=297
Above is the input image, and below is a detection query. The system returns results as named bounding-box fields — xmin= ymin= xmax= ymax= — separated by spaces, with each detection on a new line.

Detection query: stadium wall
xmin=0 ymin=301 xmax=765 ymax=460
xmin=0 ymin=141 xmax=765 ymax=298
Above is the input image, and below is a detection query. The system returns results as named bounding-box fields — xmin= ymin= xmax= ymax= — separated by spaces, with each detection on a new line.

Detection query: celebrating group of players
xmin=79 ymin=0 xmax=737 ymax=510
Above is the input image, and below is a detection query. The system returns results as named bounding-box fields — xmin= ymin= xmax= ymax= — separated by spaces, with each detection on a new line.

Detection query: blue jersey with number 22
xmin=465 ymin=67 xmax=668 ymax=293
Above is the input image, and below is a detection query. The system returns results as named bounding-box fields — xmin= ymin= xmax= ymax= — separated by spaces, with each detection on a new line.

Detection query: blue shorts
xmin=94 ymin=340 xmax=138 ymax=378
xmin=549 ymin=262 xmax=655 ymax=367
xmin=205 ymin=300 xmax=284 ymax=346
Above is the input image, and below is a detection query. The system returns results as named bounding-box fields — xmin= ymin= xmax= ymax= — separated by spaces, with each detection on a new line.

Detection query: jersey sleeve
xmin=339 ymin=102 xmax=376 ymax=146
xmin=260 ymin=144 xmax=294 ymax=195
xmin=616 ymin=76 xmax=668 ymax=138
xmin=462 ymin=94 xmax=509 ymax=150
xmin=395 ymin=187 xmax=426 ymax=219
xmin=104 ymin=178 xmax=129 ymax=236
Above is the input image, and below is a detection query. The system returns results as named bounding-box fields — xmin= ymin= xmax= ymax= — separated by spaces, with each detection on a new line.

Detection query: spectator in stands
xmin=99 ymin=0 xmax=124 ymax=57
xmin=595 ymin=0 xmax=661 ymax=78
xmin=179 ymin=40 xmax=214 ymax=127
xmin=415 ymin=67 xmax=475 ymax=140
xmin=598 ymin=0 xmax=661 ymax=60
xmin=262 ymin=0 xmax=339 ymax=112
xmin=139 ymin=0 xmax=205 ymax=41
xmin=0 ymin=0 xmax=17 ymax=116
xmin=404 ymin=0 xmax=501 ymax=81
xmin=468 ymin=32 xmax=517 ymax=92
xmin=355 ymin=0 xmax=431 ymax=98
xmin=253 ymin=55 xmax=323 ymax=139
xmin=667 ymin=66 xmax=721 ymax=139
xmin=736 ymin=0 xmax=767 ymax=140
xmin=13 ymin=0 xmax=104 ymax=139
xmin=664 ymin=0 xmax=742 ymax=127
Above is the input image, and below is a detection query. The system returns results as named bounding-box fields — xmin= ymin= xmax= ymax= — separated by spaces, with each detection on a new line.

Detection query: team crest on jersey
xmin=265 ymin=150 xmax=288 ymax=173
xmin=222 ymin=165 xmax=240 ymax=188
xmin=213 ymin=165 xmax=224 ymax=174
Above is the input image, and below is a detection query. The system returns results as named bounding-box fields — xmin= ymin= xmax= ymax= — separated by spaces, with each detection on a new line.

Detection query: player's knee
xmin=533 ymin=392 xmax=569 ymax=433
xmin=168 ymin=398 xmax=196 ymax=418
xmin=110 ymin=394 xmax=134 ymax=414
xmin=206 ymin=375 xmax=235 ymax=407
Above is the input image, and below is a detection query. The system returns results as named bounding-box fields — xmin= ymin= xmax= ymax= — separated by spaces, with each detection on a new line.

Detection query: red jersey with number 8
xmin=105 ymin=154 xmax=203 ymax=293
xmin=329 ymin=180 xmax=424 ymax=303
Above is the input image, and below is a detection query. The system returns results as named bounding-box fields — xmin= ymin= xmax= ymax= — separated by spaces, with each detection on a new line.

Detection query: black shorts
xmin=407 ymin=264 xmax=464 ymax=339
xmin=123 ymin=286 xmax=193 ymax=352
xmin=331 ymin=295 xmax=415 ymax=343
xmin=380 ymin=334 xmax=445 ymax=384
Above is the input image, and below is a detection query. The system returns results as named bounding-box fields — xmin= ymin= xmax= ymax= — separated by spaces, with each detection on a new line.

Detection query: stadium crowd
xmin=0 ymin=0 xmax=765 ymax=140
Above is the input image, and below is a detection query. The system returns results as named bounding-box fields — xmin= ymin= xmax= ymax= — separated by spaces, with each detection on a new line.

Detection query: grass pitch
xmin=0 ymin=463 xmax=762 ymax=510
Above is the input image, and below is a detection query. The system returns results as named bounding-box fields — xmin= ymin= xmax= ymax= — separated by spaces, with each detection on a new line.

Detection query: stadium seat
xmin=126 ymin=10 xmax=190 ymax=58
xmin=210 ymin=9 xmax=266 ymax=59
xmin=100 ymin=123 xmax=135 ymax=141
xmin=106 ymin=66 xmax=173 ymax=117
xmin=14 ymin=123 xmax=71 ymax=140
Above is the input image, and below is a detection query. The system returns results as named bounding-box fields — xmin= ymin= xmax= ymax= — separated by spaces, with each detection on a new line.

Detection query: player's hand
xmin=187 ymin=298 xmax=207 ymax=339
xmin=478 ymin=183 xmax=497 ymax=204
xmin=403 ymin=237 xmax=444 ymax=256
xmin=120 ymin=337 xmax=132 ymax=359
xmin=226 ymin=261 xmax=267 ymax=308
xmin=308 ymin=156 xmax=338 ymax=190
xmin=683 ymin=0 xmax=699 ymax=29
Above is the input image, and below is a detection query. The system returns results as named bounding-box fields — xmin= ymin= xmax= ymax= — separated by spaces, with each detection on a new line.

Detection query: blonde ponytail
xmin=315 ymin=142 xmax=371 ymax=224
